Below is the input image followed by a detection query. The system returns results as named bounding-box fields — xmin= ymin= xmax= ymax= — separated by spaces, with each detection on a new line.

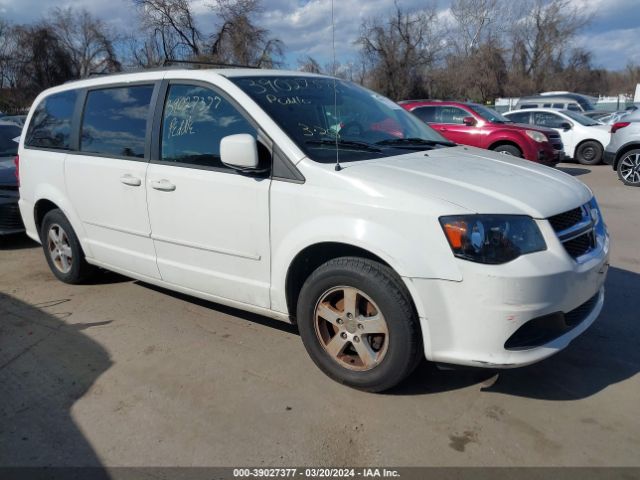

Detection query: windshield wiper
xmin=376 ymin=138 xmax=456 ymax=148
xmin=305 ymin=139 xmax=382 ymax=152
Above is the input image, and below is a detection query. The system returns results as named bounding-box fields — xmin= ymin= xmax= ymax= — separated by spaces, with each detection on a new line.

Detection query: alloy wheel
xmin=314 ymin=286 xmax=389 ymax=371
xmin=619 ymin=153 xmax=640 ymax=185
xmin=47 ymin=223 xmax=73 ymax=274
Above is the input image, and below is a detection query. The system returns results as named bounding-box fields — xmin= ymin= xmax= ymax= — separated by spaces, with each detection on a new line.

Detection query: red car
xmin=400 ymin=100 xmax=564 ymax=166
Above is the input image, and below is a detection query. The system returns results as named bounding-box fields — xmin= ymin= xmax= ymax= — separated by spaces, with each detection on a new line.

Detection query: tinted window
xmin=532 ymin=112 xmax=565 ymax=128
xmin=567 ymin=104 xmax=581 ymax=112
xmin=161 ymin=84 xmax=257 ymax=169
xmin=506 ymin=112 xmax=531 ymax=124
xmin=412 ymin=106 xmax=437 ymax=123
xmin=520 ymin=104 xmax=537 ymax=109
xmin=552 ymin=103 xmax=564 ymax=109
xmin=543 ymin=103 xmax=551 ymax=108
xmin=437 ymin=106 xmax=468 ymax=124
xmin=0 ymin=124 xmax=22 ymax=156
xmin=81 ymin=85 xmax=154 ymax=158
xmin=25 ymin=90 xmax=77 ymax=150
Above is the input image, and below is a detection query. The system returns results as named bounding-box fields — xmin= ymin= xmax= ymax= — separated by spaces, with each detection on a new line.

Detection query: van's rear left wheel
xmin=297 ymin=257 xmax=422 ymax=392
xmin=41 ymin=209 xmax=97 ymax=284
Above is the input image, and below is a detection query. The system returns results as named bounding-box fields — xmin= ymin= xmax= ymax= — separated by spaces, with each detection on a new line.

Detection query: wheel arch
xmin=613 ymin=143 xmax=640 ymax=170
xmin=488 ymin=138 xmax=524 ymax=154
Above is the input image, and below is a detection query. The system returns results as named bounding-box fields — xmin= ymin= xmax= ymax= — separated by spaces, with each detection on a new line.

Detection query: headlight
xmin=439 ymin=215 xmax=546 ymax=264
xmin=525 ymin=130 xmax=547 ymax=143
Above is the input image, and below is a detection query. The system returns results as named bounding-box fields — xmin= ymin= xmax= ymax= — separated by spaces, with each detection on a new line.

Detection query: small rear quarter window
xmin=25 ymin=90 xmax=78 ymax=150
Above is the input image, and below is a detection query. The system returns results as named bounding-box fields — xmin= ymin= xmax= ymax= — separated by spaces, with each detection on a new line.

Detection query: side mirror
xmin=561 ymin=122 xmax=572 ymax=131
xmin=220 ymin=134 xmax=259 ymax=170
xmin=462 ymin=116 xmax=477 ymax=126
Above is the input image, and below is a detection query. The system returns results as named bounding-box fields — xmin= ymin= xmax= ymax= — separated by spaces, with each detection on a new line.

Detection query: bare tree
xmin=207 ymin=0 xmax=283 ymax=67
xmin=356 ymin=2 xmax=444 ymax=100
xmin=50 ymin=7 xmax=121 ymax=78
xmin=134 ymin=0 xmax=202 ymax=60
xmin=508 ymin=0 xmax=591 ymax=92
xmin=298 ymin=56 xmax=322 ymax=73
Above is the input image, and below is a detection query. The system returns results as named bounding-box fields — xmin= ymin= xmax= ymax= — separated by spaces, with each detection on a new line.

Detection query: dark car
xmin=0 ymin=122 xmax=24 ymax=235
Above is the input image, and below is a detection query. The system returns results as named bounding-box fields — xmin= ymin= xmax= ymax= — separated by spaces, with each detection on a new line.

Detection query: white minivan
xmin=18 ymin=69 xmax=610 ymax=391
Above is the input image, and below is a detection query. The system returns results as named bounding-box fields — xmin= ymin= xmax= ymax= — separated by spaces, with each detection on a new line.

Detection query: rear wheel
xmin=575 ymin=140 xmax=603 ymax=165
xmin=297 ymin=257 xmax=423 ymax=392
xmin=40 ymin=209 xmax=97 ymax=283
xmin=617 ymin=149 xmax=640 ymax=186
xmin=493 ymin=144 xmax=522 ymax=157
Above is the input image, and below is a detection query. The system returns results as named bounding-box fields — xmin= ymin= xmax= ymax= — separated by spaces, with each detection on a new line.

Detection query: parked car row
xmin=400 ymin=92 xmax=640 ymax=186
xmin=12 ymin=68 xmax=609 ymax=391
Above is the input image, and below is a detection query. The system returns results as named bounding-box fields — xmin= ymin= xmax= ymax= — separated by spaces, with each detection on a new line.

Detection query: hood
xmin=501 ymin=122 xmax=559 ymax=136
xmin=340 ymin=146 xmax=592 ymax=218
xmin=0 ymin=156 xmax=17 ymax=187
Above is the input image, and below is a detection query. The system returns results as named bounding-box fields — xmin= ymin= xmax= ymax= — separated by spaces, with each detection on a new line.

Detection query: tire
xmin=493 ymin=144 xmax=522 ymax=157
xmin=617 ymin=149 xmax=640 ymax=187
xmin=296 ymin=257 xmax=423 ymax=392
xmin=40 ymin=209 xmax=97 ymax=284
xmin=575 ymin=140 xmax=603 ymax=165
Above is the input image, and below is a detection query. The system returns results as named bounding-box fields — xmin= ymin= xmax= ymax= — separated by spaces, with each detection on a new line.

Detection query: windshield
xmin=562 ymin=110 xmax=601 ymax=126
xmin=230 ymin=75 xmax=453 ymax=163
xmin=0 ymin=124 xmax=21 ymax=156
xmin=467 ymin=104 xmax=512 ymax=123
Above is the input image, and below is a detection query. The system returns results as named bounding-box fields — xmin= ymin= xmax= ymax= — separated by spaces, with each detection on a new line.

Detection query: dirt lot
xmin=1 ymin=163 xmax=639 ymax=467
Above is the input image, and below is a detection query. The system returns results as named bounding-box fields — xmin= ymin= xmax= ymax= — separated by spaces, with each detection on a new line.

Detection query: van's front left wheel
xmin=297 ymin=257 xmax=422 ymax=392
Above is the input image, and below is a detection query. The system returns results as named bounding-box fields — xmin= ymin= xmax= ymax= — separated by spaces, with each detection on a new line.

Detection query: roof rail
xmin=162 ymin=59 xmax=261 ymax=69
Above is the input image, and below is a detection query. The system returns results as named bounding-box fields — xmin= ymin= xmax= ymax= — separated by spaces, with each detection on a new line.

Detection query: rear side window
xmin=519 ymin=104 xmax=536 ymax=109
xmin=25 ymin=90 xmax=77 ymax=150
xmin=81 ymin=85 xmax=154 ymax=159
xmin=160 ymin=84 xmax=257 ymax=170
xmin=552 ymin=103 xmax=564 ymax=109
xmin=506 ymin=112 xmax=530 ymax=124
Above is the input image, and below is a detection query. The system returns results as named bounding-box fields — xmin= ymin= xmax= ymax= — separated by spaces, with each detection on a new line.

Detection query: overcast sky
xmin=0 ymin=0 xmax=637 ymax=70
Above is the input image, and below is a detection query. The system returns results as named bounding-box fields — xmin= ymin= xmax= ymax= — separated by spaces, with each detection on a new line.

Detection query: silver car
xmin=604 ymin=110 xmax=640 ymax=186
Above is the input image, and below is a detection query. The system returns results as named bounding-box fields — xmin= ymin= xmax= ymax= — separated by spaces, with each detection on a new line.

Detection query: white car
xmin=504 ymin=108 xmax=611 ymax=165
xmin=17 ymin=69 xmax=609 ymax=391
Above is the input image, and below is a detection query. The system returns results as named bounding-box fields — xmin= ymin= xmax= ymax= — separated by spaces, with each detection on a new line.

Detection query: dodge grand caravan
xmin=18 ymin=69 xmax=609 ymax=391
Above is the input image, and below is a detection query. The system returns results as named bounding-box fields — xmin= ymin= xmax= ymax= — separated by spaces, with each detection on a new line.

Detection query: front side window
xmin=567 ymin=104 xmax=581 ymax=112
xmin=412 ymin=106 xmax=437 ymax=123
xmin=230 ymin=75 xmax=451 ymax=163
xmin=25 ymin=90 xmax=77 ymax=150
xmin=81 ymin=85 xmax=154 ymax=158
xmin=160 ymin=84 xmax=257 ymax=169
xmin=533 ymin=112 xmax=565 ymax=128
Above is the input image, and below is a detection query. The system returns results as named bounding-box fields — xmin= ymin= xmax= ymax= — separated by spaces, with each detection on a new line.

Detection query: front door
xmin=146 ymin=82 xmax=272 ymax=308
xmin=430 ymin=106 xmax=476 ymax=145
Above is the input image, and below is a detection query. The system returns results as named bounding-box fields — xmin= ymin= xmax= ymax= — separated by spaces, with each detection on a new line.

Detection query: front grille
xmin=0 ymin=202 xmax=24 ymax=232
xmin=563 ymin=231 xmax=596 ymax=258
xmin=548 ymin=203 xmax=598 ymax=260
xmin=549 ymin=207 xmax=583 ymax=232
xmin=505 ymin=292 xmax=600 ymax=350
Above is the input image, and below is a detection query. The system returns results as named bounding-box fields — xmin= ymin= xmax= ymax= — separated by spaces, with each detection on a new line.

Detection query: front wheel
xmin=575 ymin=140 xmax=603 ymax=165
xmin=617 ymin=149 xmax=640 ymax=186
xmin=493 ymin=144 xmax=522 ymax=157
xmin=297 ymin=257 xmax=423 ymax=392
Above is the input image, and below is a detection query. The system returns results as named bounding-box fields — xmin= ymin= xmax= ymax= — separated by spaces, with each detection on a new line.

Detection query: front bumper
xmin=407 ymin=219 xmax=609 ymax=368
xmin=0 ymin=192 xmax=24 ymax=235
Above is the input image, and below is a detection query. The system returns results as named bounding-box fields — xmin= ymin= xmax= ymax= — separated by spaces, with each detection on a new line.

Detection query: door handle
xmin=151 ymin=179 xmax=176 ymax=192
xmin=120 ymin=174 xmax=142 ymax=187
